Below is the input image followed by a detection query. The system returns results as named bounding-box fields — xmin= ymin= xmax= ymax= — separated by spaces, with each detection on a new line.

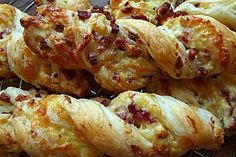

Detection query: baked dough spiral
xmin=21 ymin=5 xmax=236 ymax=86
xmin=0 ymin=4 xmax=89 ymax=97
xmin=21 ymin=5 xmax=159 ymax=92
xmin=0 ymin=87 xmax=223 ymax=157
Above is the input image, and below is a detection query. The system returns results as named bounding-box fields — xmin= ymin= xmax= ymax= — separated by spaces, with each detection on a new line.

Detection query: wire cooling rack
xmin=0 ymin=0 xmax=235 ymax=156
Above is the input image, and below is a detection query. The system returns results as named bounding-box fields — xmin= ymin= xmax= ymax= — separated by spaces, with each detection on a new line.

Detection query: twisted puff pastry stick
xmin=146 ymin=72 xmax=236 ymax=135
xmin=0 ymin=87 xmax=223 ymax=157
xmin=0 ymin=4 xmax=89 ymax=97
xmin=21 ymin=5 xmax=159 ymax=92
xmin=22 ymin=5 xmax=236 ymax=85
xmin=0 ymin=0 xmax=90 ymax=78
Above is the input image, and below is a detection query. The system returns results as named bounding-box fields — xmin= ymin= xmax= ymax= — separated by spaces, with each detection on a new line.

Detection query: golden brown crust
xmin=0 ymin=87 xmax=224 ymax=157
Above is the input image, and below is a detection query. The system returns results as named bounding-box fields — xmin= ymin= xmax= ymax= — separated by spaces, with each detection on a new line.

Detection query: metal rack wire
xmin=0 ymin=0 xmax=235 ymax=156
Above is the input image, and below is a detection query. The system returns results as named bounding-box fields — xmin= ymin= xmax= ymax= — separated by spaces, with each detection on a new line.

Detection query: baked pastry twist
xmin=0 ymin=4 xmax=89 ymax=97
xmin=0 ymin=87 xmax=223 ymax=157
xmin=146 ymin=72 xmax=236 ymax=134
xmin=21 ymin=5 xmax=236 ymax=87
xmin=35 ymin=0 xmax=90 ymax=11
xmin=21 ymin=5 xmax=159 ymax=92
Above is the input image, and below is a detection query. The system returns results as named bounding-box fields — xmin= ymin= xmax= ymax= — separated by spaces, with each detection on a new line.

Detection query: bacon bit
xmin=158 ymin=2 xmax=171 ymax=15
xmin=149 ymin=117 xmax=156 ymax=123
xmin=15 ymin=94 xmax=29 ymax=102
xmin=197 ymin=67 xmax=208 ymax=77
xmin=91 ymin=5 xmax=103 ymax=13
xmin=27 ymin=99 xmax=35 ymax=106
xmin=0 ymin=31 xmax=6 ymax=39
xmin=131 ymin=145 xmax=143 ymax=155
xmin=128 ymin=103 xmax=156 ymax=124
xmin=103 ymin=11 xmax=113 ymax=21
xmin=156 ymin=2 xmax=173 ymax=25
xmin=78 ymin=11 xmax=91 ymax=20
xmin=121 ymin=5 xmax=134 ymax=14
xmin=131 ymin=14 xmax=148 ymax=21
xmin=133 ymin=110 xmax=150 ymax=122
xmin=173 ymin=11 xmax=187 ymax=18
xmin=112 ymin=74 xmax=121 ymax=82
xmin=88 ymin=51 xmax=98 ymax=65
xmin=39 ymin=40 xmax=49 ymax=50
xmin=221 ymin=90 xmax=233 ymax=115
xmin=118 ymin=111 xmax=127 ymax=120
xmin=128 ymin=102 xmax=136 ymax=113
xmin=55 ymin=23 xmax=64 ymax=32
xmin=157 ymin=131 xmax=168 ymax=138
xmin=128 ymin=32 xmax=140 ymax=42
xmin=64 ymin=96 xmax=71 ymax=103
xmin=128 ymin=46 xmax=142 ymax=57
xmin=61 ymin=69 xmax=76 ymax=81
xmin=91 ymin=5 xmax=114 ymax=21
xmin=188 ymin=49 xmax=198 ymax=60
xmin=210 ymin=117 xmax=215 ymax=124
xmin=187 ymin=116 xmax=198 ymax=133
xmin=156 ymin=2 xmax=186 ymax=25
xmin=115 ymin=38 xmax=126 ymax=51
xmin=175 ymin=0 xmax=185 ymax=7
xmin=100 ymin=99 xmax=110 ymax=106
xmin=79 ymin=34 xmax=90 ymax=50
xmin=222 ymin=90 xmax=231 ymax=103
xmin=0 ymin=93 xmax=10 ymax=103
xmin=177 ymin=31 xmax=189 ymax=45
xmin=111 ymin=23 xmax=119 ymax=34
xmin=175 ymin=57 xmax=183 ymax=69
